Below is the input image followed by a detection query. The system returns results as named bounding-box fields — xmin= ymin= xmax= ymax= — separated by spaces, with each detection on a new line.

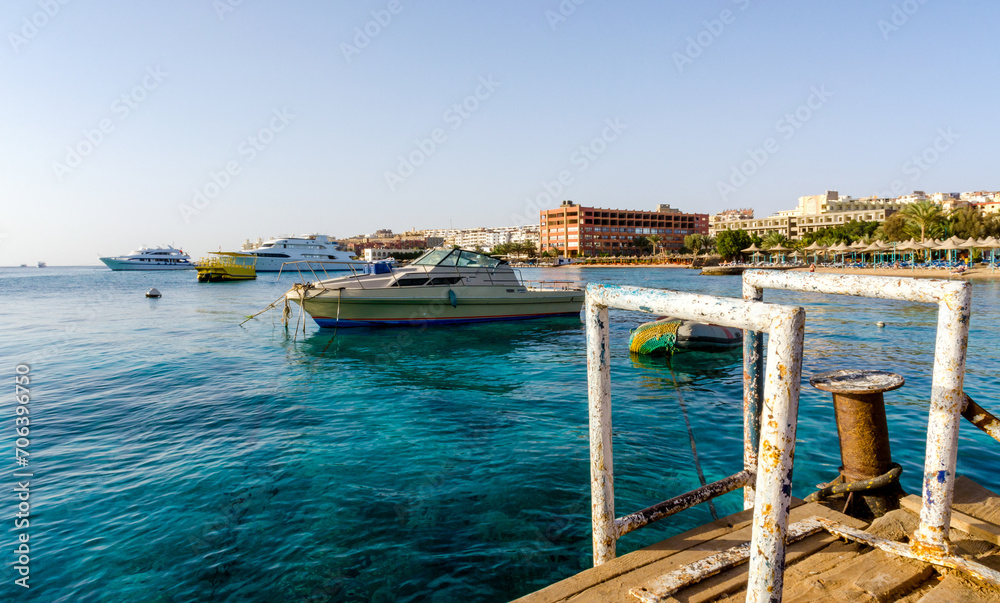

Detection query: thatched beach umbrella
xmin=896 ymin=239 xmax=925 ymax=265
xmin=741 ymin=243 xmax=762 ymax=263
xmin=830 ymin=241 xmax=850 ymax=263
xmin=767 ymin=243 xmax=792 ymax=264
xmin=873 ymin=239 xmax=894 ymax=263
xmin=861 ymin=241 xmax=882 ymax=260
xmin=980 ymin=236 xmax=1000 ymax=266
xmin=803 ymin=241 xmax=826 ymax=264
xmin=849 ymin=240 xmax=867 ymax=261
xmin=934 ymin=237 xmax=966 ymax=263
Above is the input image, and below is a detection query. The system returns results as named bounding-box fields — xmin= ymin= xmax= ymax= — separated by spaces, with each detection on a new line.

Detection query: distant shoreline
xmin=793 ymin=266 xmax=1000 ymax=281
xmin=551 ymin=263 xmax=694 ymax=269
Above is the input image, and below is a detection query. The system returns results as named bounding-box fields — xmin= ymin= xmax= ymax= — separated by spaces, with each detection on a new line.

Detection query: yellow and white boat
xmin=196 ymin=252 xmax=257 ymax=282
xmin=283 ymin=248 xmax=583 ymax=327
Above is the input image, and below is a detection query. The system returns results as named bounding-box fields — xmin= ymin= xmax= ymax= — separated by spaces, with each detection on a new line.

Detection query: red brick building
xmin=539 ymin=201 xmax=709 ymax=256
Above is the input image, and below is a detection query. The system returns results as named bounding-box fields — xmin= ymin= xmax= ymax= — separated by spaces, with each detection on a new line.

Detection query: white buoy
xmin=876 ymin=321 xmax=885 ymax=328
xmin=146 ymin=287 xmax=162 ymax=298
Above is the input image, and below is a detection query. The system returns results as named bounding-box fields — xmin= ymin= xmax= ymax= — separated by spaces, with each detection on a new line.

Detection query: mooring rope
xmin=293 ymin=286 xmax=304 ymax=342
xmin=668 ymin=364 xmax=718 ymax=521
xmin=239 ymin=293 xmax=290 ymax=327
xmin=320 ymin=288 xmax=344 ymax=355
xmin=804 ymin=463 xmax=902 ymax=504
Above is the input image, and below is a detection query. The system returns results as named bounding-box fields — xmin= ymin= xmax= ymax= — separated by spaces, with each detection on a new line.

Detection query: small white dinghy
xmin=629 ymin=316 xmax=742 ymax=354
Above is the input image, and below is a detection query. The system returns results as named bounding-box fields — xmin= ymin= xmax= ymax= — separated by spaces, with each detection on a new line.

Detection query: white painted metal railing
xmin=736 ymin=270 xmax=1000 ymax=595
xmin=585 ymin=283 xmax=805 ymax=600
xmin=584 ymin=272 xmax=998 ymax=602
xmin=742 ymin=270 xmax=971 ymax=554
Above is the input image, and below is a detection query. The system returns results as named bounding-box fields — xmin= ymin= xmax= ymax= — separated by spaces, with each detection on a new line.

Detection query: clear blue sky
xmin=2 ymin=0 xmax=997 ymax=265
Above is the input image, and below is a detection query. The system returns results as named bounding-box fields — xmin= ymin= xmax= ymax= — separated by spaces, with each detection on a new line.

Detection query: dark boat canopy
xmin=410 ymin=248 xmax=504 ymax=269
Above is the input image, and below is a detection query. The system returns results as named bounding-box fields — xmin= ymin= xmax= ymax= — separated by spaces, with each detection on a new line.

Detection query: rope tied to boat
xmin=667 ymin=363 xmax=718 ymax=521
xmin=804 ymin=463 xmax=903 ymax=503
xmin=629 ymin=319 xmax=681 ymax=356
xmin=239 ymin=292 xmax=292 ymax=328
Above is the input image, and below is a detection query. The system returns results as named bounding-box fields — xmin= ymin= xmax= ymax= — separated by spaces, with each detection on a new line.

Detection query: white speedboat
xmin=99 ymin=246 xmax=194 ymax=270
xmin=232 ymin=234 xmax=364 ymax=272
xmin=284 ymin=248 xmax=583 ymax=327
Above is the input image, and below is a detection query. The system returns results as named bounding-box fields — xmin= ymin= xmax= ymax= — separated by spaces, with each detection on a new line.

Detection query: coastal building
xmin=961 ymin=191 xmax=999 ymax=204
xmin=363 ymin=247 xmax=423 ymax=261
xmin=539 ymin=201 xmax=709 ymax=256
xmin=342 ymin=232 xmax=431 ymax=258
xmin=419 ymin=225 xmax=540 ymax=251
xmin=710 ymin=209 xmax=755 ymax=233
xmin=710 ymin=191 xmax=901 ymax=240
xmin=978 ymin=201 xmax=1000 ymax=215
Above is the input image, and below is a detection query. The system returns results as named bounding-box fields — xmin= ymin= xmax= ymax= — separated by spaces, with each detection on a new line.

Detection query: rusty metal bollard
xmin=809 ymin=369 xmax=906 ymax=518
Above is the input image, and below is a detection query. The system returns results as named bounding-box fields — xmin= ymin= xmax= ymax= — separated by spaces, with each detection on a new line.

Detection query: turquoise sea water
xmin=1 ymin=266 xmax=999 ymax=602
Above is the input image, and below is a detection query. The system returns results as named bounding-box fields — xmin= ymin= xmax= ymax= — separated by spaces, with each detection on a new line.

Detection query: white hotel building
xmin=710 ymin=191 xmax=905 ymax=240
xmin=421 ymin=225 xmax=540 ymax=250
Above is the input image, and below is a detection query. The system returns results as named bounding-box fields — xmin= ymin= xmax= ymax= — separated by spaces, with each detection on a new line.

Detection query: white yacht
xmin=99 ymin=246 xmax=194 ymax=270
xmin=235 ymin=234 xmax=364 ymax=272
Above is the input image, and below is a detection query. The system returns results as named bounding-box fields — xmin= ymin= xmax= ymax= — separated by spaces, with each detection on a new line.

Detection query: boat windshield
xmin=410 ymin=248 xmax=502 ymax=269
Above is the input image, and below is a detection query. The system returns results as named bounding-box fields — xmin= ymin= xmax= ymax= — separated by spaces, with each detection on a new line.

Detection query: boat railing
xmin=278 ymin=260 xmax=372 ymax=288
xmin=584 ymin=283 xmax=806 ymax=601
xmin=522 ymin=279 xmax=583 ymax=291
xmin=280 ymin=260 xmax=522 ymax=290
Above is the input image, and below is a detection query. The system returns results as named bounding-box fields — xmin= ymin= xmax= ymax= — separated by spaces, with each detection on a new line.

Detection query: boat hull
xmin=629 ymin=317 xmax=743 ymax=354
xmin=251 ymin=257 xmax=367 ymax=272
xmin=290 ymin=287 xmax=584 ymax=327
xmin=100 ymin=257 xmax=194 ymax=270
xmin=196 ymin=270 xmax=256 ymax=282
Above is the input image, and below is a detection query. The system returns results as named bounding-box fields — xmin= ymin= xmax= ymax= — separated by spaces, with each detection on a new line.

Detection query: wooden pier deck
xmin=515 ymin=476 xmax=1000 ymax=603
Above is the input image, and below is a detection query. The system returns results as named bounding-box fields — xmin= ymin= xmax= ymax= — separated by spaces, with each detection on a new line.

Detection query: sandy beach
xmin=550 ymin=262 xmax=1000 ymax=280
xmin=563 ymin=262 xmax=693 ymax=269
xmin=789 ymin=265 xmax=1000 ymax=281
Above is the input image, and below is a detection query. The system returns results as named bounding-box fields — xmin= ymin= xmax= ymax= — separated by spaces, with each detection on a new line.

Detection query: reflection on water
xmin=629 ymin=347 xmax=743 ymax=386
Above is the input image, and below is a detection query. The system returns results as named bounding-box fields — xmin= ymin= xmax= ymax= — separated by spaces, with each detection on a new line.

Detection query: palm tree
xmin=762 ymin=232 xmax=790 ymax=249
xmin=950 ymin=206 xmax=985 ymax=240
xmin=647 ymin=234 xmax=662 ymax=255
xmin=901 ymin=200 xmax=945 ymax=242
xmin=522 ymin=241 xmax=538 ymax=259
xmin=684 ymin=233 xmax=706 ymax=261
